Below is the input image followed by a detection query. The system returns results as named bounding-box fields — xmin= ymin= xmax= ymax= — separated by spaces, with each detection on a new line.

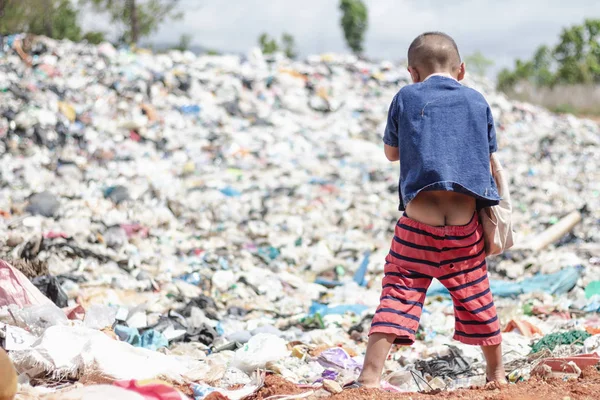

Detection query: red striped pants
xmin=370 ymin=213 xmax=502 ymax=346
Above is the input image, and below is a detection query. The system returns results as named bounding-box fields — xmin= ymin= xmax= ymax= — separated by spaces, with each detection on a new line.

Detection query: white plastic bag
xmin=479 ymin=153 xmax=515 ymax=256
xmin=232 ymin=333 xmax=288 ymax=373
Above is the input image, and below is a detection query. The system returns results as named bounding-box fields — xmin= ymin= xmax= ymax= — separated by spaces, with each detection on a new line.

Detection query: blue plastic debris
xmin=115 ymin=325 xmax=141 ymax=346
xmin=191 ymin=383 xmax=217 ymax=399
xmin=177 ymin=272 xmax=202 ymax=286
xmin=353 ymin=251 xmax=371 ymax=287
xmin=140 ymin=329 xmax=168 ymax=351
xmin=315 ymin=251 xmax=371 ymax=288
xmin=257 ymin=246 xmax=280 ymax=262
xmin=115 ymin=326 xmax=168 ymax=351
xmin=314 ymin=278 xmax=344 ymax=288
xmin=308 ymin=301 xmax=368 ymax=317
xmin=309 ymin=177 xmax=328 ymax=185
xmin=220 ymin=187 xmax=241 ymax=197
xmin=179 ymin=104 xmax=201 ymax=115
xmin=427 ymin=265 xmax=583 ymax=298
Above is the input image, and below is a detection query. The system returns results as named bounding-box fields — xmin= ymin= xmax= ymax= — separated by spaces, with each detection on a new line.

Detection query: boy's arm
xmin=384 ymin=145 xmax=399 ymax=162
xmin=383 ymin=94 xmax=401 ymax=161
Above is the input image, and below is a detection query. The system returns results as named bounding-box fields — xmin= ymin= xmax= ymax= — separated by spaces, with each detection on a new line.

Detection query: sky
xmin=82 ymin=0 xmax=599 ymax=76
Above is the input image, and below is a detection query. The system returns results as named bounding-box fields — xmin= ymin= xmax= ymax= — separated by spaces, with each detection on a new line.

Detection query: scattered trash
xmin=531 ymin=331 xmax=591 ymax=354
xmin=25 ymin=192 xmax=60 ymax=218
xmin=0 ymin=260 xmax=52 ymax=308
xmin=232 ymin=334 xmax=288 ymax=373
xmin=113 ymin=379 xmax=183 ymax=400
xmin=0 ymin=35 xmax=599 ymax=399
xmin=323 ymin=379 xmax=343 ymax=394
xmin=415 ymin=346 xmax=473 ymax=380
xmin=503 ymin=320 xmax=543 ymax=338
xmin=31 ymin=275 xmax=68 ymax=308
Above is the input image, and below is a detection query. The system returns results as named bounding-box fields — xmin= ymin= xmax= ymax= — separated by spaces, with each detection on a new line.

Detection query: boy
xmin=357 ymin=32 xmax=506 ymax=388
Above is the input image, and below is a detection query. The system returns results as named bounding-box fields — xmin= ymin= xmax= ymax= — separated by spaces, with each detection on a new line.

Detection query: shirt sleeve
xmin=487 ymin=105 xmax=498 ymax=154
xmin=383 ymin=93 xmax=401 ymax=147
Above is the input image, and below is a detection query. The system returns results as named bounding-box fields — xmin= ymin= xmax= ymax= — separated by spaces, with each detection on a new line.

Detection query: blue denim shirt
xmin=383 ymin=75 xmax=501 ymax=211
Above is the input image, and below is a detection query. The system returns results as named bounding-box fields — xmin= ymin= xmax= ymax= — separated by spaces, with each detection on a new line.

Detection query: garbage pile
xmin=0 ymin=34 xmax=599 ymax=399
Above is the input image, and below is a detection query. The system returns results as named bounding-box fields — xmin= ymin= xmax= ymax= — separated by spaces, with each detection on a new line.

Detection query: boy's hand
xmin=384 ymin=144 xmax=399 ymax=162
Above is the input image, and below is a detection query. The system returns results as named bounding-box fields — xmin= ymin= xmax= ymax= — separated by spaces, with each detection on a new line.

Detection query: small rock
xmin=323 ymin=379 xmax=342 ymax=394
xmin=25 ymin=191 xmax=60 ymax=217
xmin=427 ymin=376 xmax=446 ymax=391
xmin=6 ymin=235 xmax=23 ymax=247
xmin=104 ymin=185 xmax=130 ymax=204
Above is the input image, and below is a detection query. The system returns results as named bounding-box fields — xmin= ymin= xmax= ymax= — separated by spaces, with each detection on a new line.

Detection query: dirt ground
xmin=247 ymin=367 xmax=600 ymax=400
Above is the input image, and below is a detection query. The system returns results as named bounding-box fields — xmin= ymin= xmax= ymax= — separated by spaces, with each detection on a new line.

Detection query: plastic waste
xmin=113 ymin=379 xmax=183 ymax=400
xmin=232 ymin=333 xmax=288 ymax=373
xmin=353 ymin=251 xmax=370 ymax=287
xmin=9 ymin=326 xmax=198 ymax=381
xmin=12 ymin=302 xmax=69 ymax=335
xmin=0 ymin=34 xmax=599 ymax=396
xmin=179 ymin=105 xmax=201 ymax=115
xmin=585 ymin=281 xmax=600 ymax=299
xmin=140 ymin=329 xmax=169 ymax=351
xmin=0 ymin=260 xmax=53 ymax=308
xmin=85 ymin=305 xmax=118 ymax=329
xmin=308 ymin=302 xmax=368 ymax=317
xmin=25 ymin=191 xmax=60 ymax=217
xmin=31 ymin=275 xmax=68 ymax=308
xmin=116 ymin=325 xmax=141 ymax=346
xmin=105 ymin=185 xmax=130 ymax=204
xmin=415 ymin=346 xmax=473 ymax=379
xmin=316 ymin=348 xmax=361 ymax=371
xmin=428 ymin=265 xmax=582 ymax=298
xmin=44 ymin=385 xmax=146 ymax=400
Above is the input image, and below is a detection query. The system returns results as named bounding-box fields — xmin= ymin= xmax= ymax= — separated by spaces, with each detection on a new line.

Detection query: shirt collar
xmin=423 ymin=73 xmax=457 ymax=82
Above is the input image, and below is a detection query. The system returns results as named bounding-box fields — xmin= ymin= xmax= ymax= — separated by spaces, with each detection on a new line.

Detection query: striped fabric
xmin=370 ymin=213 xmax=502 ymax=346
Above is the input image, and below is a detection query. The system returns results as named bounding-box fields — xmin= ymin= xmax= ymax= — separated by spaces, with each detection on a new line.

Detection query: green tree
xmin=87 ymin=0 xmax=182 ymax=45
xmin=83 ymin=31 xmax=106 ymax=44
xmin=498 ymin=19 xmax=600 ymax=91
xmin=258 ymin=33 xmax=279 ymax=55
xmin=339 ymin=0 xmax=368 ymax=54
xmin=173 ymin=33 xmax=192 ymax=52
xmin=553 ymin=19 xmax=600 ymax=84
xmin=0 ymin=0 xmax=81 ymax=41
xmin=0 ymin=0 xmax=29 ymax=34
xmin=281 ymin=32 xmax=297 ymax=59
xmin=464 ymin=51 xmax=494 ymax=77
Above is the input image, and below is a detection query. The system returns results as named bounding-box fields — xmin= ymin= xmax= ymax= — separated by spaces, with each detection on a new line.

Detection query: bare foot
xmin=484 ymin=379 xmax=508 ymax=390
xmin=356 ymin=379 xmax=380 ymax=389
xmin=484 ymin=371 xmax=508 ymax=390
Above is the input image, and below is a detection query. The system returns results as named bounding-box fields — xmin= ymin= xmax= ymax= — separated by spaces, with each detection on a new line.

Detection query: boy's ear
xmin=458 ymin=62 xmax=466 ymax=81
xmin=408 ymin=66 xmax=420 ymax=83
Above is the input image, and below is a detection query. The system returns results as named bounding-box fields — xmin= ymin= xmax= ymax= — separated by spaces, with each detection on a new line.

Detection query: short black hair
xmin=407 ymin=32 xmax=461 ymax=72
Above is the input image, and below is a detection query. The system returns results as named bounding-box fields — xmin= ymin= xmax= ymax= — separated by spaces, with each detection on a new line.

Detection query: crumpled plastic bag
xmin=113 ymin=380 xmax=185 ymax=400
xmin=43 ymin=385 xmax=146 ymax=400
xmin=32 ymin=275 xmax=68 ymax=308
xmin=231 ymin=333 xmax=288 ymax=373
xmin=0 ymin=259 xmax=53 ymax=308
xmin=10 ymin=325 xmax=200 ymax=382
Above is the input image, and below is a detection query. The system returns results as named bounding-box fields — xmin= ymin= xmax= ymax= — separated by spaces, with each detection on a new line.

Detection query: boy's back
xmin=385 ymin=75 xmax=500 ymax=226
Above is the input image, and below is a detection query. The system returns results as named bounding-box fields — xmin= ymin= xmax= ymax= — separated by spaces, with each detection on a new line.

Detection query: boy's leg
xmin=441 ymin=257 xmax=505 ymax=384
xmin=361 ymin=261 xmax=431 ymax=387
xmin=481 ymin=343 xmax=507 ymax=383
xmin=357 ymin=333 xmax=395 ymax=387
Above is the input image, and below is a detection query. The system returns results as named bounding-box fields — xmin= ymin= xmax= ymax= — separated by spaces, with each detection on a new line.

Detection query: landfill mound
xmin=0 ymin=34 xmax=599 ymax=399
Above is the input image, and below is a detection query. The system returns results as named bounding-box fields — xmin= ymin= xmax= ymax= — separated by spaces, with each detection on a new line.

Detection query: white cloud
xmin=83 ymin=0 xmax=600 ymax=73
